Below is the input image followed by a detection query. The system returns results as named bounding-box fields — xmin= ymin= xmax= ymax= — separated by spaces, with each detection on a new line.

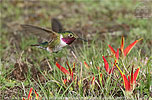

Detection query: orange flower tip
xmin=123 ymin=74 xmax=130 ymax=91
xmin=133 ymin=67 xmax=140 ymax=81
xmin=91 ymin=76 xmax=95 ymax=84
xmin=123 ymin=38 xmax=141 ymax=56
xmin=121 ymin=36 xmax=124 ymax=41
xmin=56 ymin=63 xmax=70 ymax=75
xmin=34 ymin=90 xmax=39 ymax=97
xmin=63 ymin=79 xmax=67 ymax=84
xmin=28 ymin=88 xmax=33 ymax=99
xmin=115 ymin=48 xmax=119 ymax=60
xmin=84 ymin=61 xmax=90 ymax=69
xmin=100 ymin=73 xmax=102 ymax=79
xmin=97 ymin=66 xmax=100 ymax=70
xmin=108 ymin=45 xmax=116 ymax=55
xmin=102 ymin=56 xmax=109 ymax=73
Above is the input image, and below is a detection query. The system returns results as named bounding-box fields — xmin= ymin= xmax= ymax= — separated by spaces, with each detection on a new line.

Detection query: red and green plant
xmin=22 ymin=88 xmax=41 ymax=100
xmin=22 ymin=36 xmax=142 ymax=99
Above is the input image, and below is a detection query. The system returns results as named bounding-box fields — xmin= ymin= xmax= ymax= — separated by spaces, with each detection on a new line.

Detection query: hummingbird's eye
xmin=68 ymin=34 xmax=73 ymax=37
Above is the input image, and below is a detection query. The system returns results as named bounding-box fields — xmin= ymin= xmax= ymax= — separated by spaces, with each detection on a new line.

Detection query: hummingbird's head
xmin=60 ymin=31 xmax=87 ymax=45
xmin=60 ymin=31 xmax=78 ymax=45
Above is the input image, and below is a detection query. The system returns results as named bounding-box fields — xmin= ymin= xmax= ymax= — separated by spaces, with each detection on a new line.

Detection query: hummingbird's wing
xmin=20 ymin=24 xmax=58 ymax=42
xmin=51 ymin=18 xmax=63 ymax=33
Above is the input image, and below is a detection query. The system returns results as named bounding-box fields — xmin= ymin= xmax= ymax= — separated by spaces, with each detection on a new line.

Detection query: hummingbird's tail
xmin=30 ymin=44 xmax=46 ymax=50
xmin=30 ymin=42 xmax=49 ymax=50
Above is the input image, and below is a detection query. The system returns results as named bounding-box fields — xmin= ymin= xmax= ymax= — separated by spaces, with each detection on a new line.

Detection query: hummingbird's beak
xmin=77 ymin=38 xmax=88 ymax=42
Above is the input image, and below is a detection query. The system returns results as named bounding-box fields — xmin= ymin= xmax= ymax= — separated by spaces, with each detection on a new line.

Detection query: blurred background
xmin=1 ymin=0 xmax=152 ymax=63
xmin=1 ymin=1 xmax=152 ymax=53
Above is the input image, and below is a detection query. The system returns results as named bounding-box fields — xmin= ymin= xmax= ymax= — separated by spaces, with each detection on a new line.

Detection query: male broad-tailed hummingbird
xmin=21 ymin=18 xmax=87 ymax=53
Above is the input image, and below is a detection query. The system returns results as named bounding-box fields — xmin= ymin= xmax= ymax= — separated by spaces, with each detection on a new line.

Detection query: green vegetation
xmin=0 ymin=0 xmax=152 ymax=99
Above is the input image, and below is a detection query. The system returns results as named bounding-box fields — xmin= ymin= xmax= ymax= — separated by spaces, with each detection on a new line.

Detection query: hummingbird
xmin=21 ymin=18 xmax=87 ymax=53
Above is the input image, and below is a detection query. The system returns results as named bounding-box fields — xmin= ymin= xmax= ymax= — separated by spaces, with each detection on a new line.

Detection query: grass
xmin=0 ymin=0 xmax=152 ymax=99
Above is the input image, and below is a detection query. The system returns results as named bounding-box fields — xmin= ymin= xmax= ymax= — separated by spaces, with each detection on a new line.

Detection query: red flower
xmin=91 ymin=76 xmax=95 ymax=85
xmin=120 ymin=36 xmax=142 ymax=57
xmin=108 ymin=45 xmax=116 ymax=56
xmin=84 ymin=61 xmax=90 ymax=69
xmin=115 ymin=64 xmax=140 ymax=92
xmin=22 ymin=88 xmax=40 ymax=100
xmin=56 ymin=62 xmax=75 ymax=84
xmin=102 ymin=56 xmax=115 ymax=74
xmin=108 ymin=45 xmax=119 ymax=60
xmin=109 ymin=36 xmax=141 ymax=58
xmin=63 ymin=79 xmax=68 ymax=84
xmin=34 ymin=90 xmax=39 ymax=100
xmin=56 ymin=62 xmax=70 ymax=75
xmin=28 ymin=88 xmax=33 ymax=99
